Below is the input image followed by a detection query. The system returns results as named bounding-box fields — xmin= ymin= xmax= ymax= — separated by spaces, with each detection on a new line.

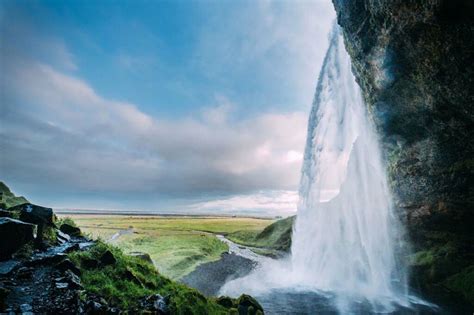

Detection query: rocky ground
xmin=182 ymin=252 xmax=256 ymax=296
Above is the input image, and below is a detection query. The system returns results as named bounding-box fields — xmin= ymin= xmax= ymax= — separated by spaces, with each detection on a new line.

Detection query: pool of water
xmin=255 ymin=289 xmax=443 ymax=315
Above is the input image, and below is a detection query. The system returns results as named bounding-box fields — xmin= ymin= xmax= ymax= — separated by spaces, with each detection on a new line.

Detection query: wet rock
xmin=64 ymin=243 xmax=80 ymax=253
xmin=16 ymin=267 xmax=34 ymax=280
xmin=55 ymin=282 xmax=68 ymax=289
xmin=0 ymin=286 xmax=10 ymax=310
xmin=10 ymin=203 xmax=55 ymax=226
xmin=56 ymin=230 xmax=71 ymax=243
xmin=19 ymin=303 xmax=32 ymax=312
xmin=63 ymin=270 xmax=83 ymax=290
xmin=140 ymin=294 xmax=170 ymax=314
xmin=85 ymin=300 xmax=105 ymax=314
xmin=0 ymin=218 xmax=36 ymax=260
xmin=26 ymin=252 xmax=67 ymax=266
xmin=0 ymin=260 xmax=21 ymax=276
xmin=216 ymin=296 xmax=234 ymax=308
xmin=0 ymin=210 xmax=13 ymax=218
xmin=236 ymin=294 xmax=263 ymax=315
xmin=128 ymin=251 xmax=154 ymax=265
xmin=59 ymin=223 xmax=81 ymax=237
xmin=81 ymin=257 xmax=99 ymax=269
xmin=56 ymin=259 xmax=81 ymax=276
xmin=100 ymin=250 xmax=116 ymax=266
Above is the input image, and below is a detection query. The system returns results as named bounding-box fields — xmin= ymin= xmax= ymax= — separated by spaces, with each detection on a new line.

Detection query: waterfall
xmin=291 ymin=25 xmax=409 ymax=311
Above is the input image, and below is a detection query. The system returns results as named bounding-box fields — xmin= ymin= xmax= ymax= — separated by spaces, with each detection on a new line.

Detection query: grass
xmin=444 ymin=265 xmax=474 ymax=305
xmin=63 ymin=215 xmax=273 ymax=279
xmin=0 ymin=181 xmax=28 ymax=209
xmin=68 ymin=241 xmax=231 ymax=314
xmin=227 ymin=216 xmax=295 ymax=252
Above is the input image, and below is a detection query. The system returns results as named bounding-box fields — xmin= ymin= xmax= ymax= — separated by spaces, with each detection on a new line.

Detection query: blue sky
xmin=1 ymin=0 xmax=335 ymax=215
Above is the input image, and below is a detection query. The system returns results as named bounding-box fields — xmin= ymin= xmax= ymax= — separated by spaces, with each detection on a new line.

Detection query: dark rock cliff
xmin=333 ymin=0 xmax=474 ymax=305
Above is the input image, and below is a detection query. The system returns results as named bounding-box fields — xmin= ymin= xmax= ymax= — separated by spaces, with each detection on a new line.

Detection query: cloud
xmin=185 ymin=190 xmax=299 ymax=217
xmin=1 ymin=55 xmax=307 ymax=201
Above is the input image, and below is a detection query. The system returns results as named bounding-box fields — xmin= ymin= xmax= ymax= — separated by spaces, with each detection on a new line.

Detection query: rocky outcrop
xmin=9 ymin=203 xmax=56 ymax=227
xmin=332 ymin=0 xmax=474 ymax=306
xmin=0 ymin=218 xmax=36 ymax=260
xmin=60 ymin=223 xmax=82 ymax=237
xmin=0 ymin=182 xmax=28 ymax=209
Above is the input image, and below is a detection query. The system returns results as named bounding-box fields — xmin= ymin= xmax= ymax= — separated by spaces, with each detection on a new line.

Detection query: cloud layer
xmin=0 ymin=1 xmax=336 ymax=212
xmin=2 ymin=55 xmax=307 ymax=200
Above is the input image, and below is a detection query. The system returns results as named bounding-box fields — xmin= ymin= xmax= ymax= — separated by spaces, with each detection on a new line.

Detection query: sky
xmin=0 ymin=0 xmax=335 ymax=216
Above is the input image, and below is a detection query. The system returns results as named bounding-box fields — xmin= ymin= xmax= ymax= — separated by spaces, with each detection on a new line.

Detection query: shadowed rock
xmin=0 ymin=218 xmax=36 ymax=261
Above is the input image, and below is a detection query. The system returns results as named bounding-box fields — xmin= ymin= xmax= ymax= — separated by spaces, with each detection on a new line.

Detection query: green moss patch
xmin=227 ymin=216 xmax=294 ymax=252
xmin=69 ymin=241 xmax=229 ymax=314
xmin=444 ymin=265 xmax=474 ymax=305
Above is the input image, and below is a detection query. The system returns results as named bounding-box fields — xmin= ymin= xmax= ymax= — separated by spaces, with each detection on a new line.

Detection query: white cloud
xmin=185 ymin=190 xmax=298 ymax=217
xmin=2 ymin=57 xmax=307 ymax=198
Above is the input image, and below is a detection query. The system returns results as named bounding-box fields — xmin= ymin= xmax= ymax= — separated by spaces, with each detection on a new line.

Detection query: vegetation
xmin=0 ymin=181 xmax=28 ymax=209
xmin=444 ymin=265 xmax=474 ymax=305
xmin=65 ymin=215 xmax=273 ymax=279
xmin=69 ymin=241 xmax=232 ymax=314
xmin=227 ymin=216 xmax=295 ymax=252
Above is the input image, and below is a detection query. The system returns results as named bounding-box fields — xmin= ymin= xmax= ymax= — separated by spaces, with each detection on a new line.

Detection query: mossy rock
xmin=444 ymin=265 xmax=474 ymax=305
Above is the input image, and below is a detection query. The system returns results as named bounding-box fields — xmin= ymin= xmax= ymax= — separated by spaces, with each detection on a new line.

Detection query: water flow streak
xmin=220 ymin=25 xmax=417 ymax=314
xmin=291 ymin=25 xmax=408 ymax=311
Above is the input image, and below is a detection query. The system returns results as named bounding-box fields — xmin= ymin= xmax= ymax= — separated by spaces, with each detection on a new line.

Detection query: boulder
xmin=10 ymin=203 xmax=55 ymax=226
xmin=100 ymin=250 xmax=116 ymax=266
xmin=0 ymin=217 xmax=36 ymax=260
xmin=216 ymin=296 xmax=234 ymax=308
xmin=59 ymin=224 xmax=81 ymax=237
xmin=236 ymin=294 xmax=263 ymax=315
xmin=140 ymin=294 xmax=170 ymax=315
xmin=64 ymin=270 xmax=83 ymax=290
xmin=128 ymin=251 xmax=154 ymax=265
xmin=56 ymin=259 xmax=81 ymax=276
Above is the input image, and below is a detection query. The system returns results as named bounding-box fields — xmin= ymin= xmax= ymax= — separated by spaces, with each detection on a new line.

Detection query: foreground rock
xmin=0 ymin=218 xmax=36 ymax=260
xmin=60 ymin=223 xmax=82 ymax=237
xmin=9 ymin=203 xmax=56 ymax=227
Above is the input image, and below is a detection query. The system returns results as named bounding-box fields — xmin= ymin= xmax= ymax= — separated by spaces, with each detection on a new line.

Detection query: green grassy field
xmin=63 ymin=215 xmax=274 ymax=279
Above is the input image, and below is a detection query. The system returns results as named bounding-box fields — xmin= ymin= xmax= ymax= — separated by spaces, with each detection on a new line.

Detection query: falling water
xmin=219 ymin=25 xmax=435 ymax=315
xmin=291 ymin=25 xmax=409 ymax=311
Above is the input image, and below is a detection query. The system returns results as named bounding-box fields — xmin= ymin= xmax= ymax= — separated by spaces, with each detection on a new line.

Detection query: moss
xmin=56 ymin=216 xmax=78 ymax=228
xmin=444 ymin=265 xmax=474 ymax=305
xmin=409 ymin=250 xmax=435 ymax=266
xmin=227 ymin=216 xmax=294 ymax=252
xmin=69 ymin=241 xmax=229 ymax=314
xmin=0 ymin=182 xmax=28 ymax=209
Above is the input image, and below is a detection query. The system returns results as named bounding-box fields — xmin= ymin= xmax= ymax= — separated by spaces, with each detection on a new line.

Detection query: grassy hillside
xmin=0 ymin=181 xmax=28 ymax=209
xmin=64 ymin=215 xmax=274 ymax=279
xmin=69 ymin=241 xmax=235 ymax=314
xmin=227 ymin=216 xmax=295 ymax=252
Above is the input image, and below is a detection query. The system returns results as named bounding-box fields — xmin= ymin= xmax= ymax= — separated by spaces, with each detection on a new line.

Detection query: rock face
xmin=332 ymin=0 xmax=473 ymax=304
xmin=10 ymin=203 xmax=56 ymax=226
xmin=0 ymin=218 xmax=36 ymax=260
xmin=59 ymin=223 xmax=81 ymax=237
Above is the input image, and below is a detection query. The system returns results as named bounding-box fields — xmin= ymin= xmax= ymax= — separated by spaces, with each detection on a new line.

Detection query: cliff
xmin=333 ymin=0 xmax=474 ymax=306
